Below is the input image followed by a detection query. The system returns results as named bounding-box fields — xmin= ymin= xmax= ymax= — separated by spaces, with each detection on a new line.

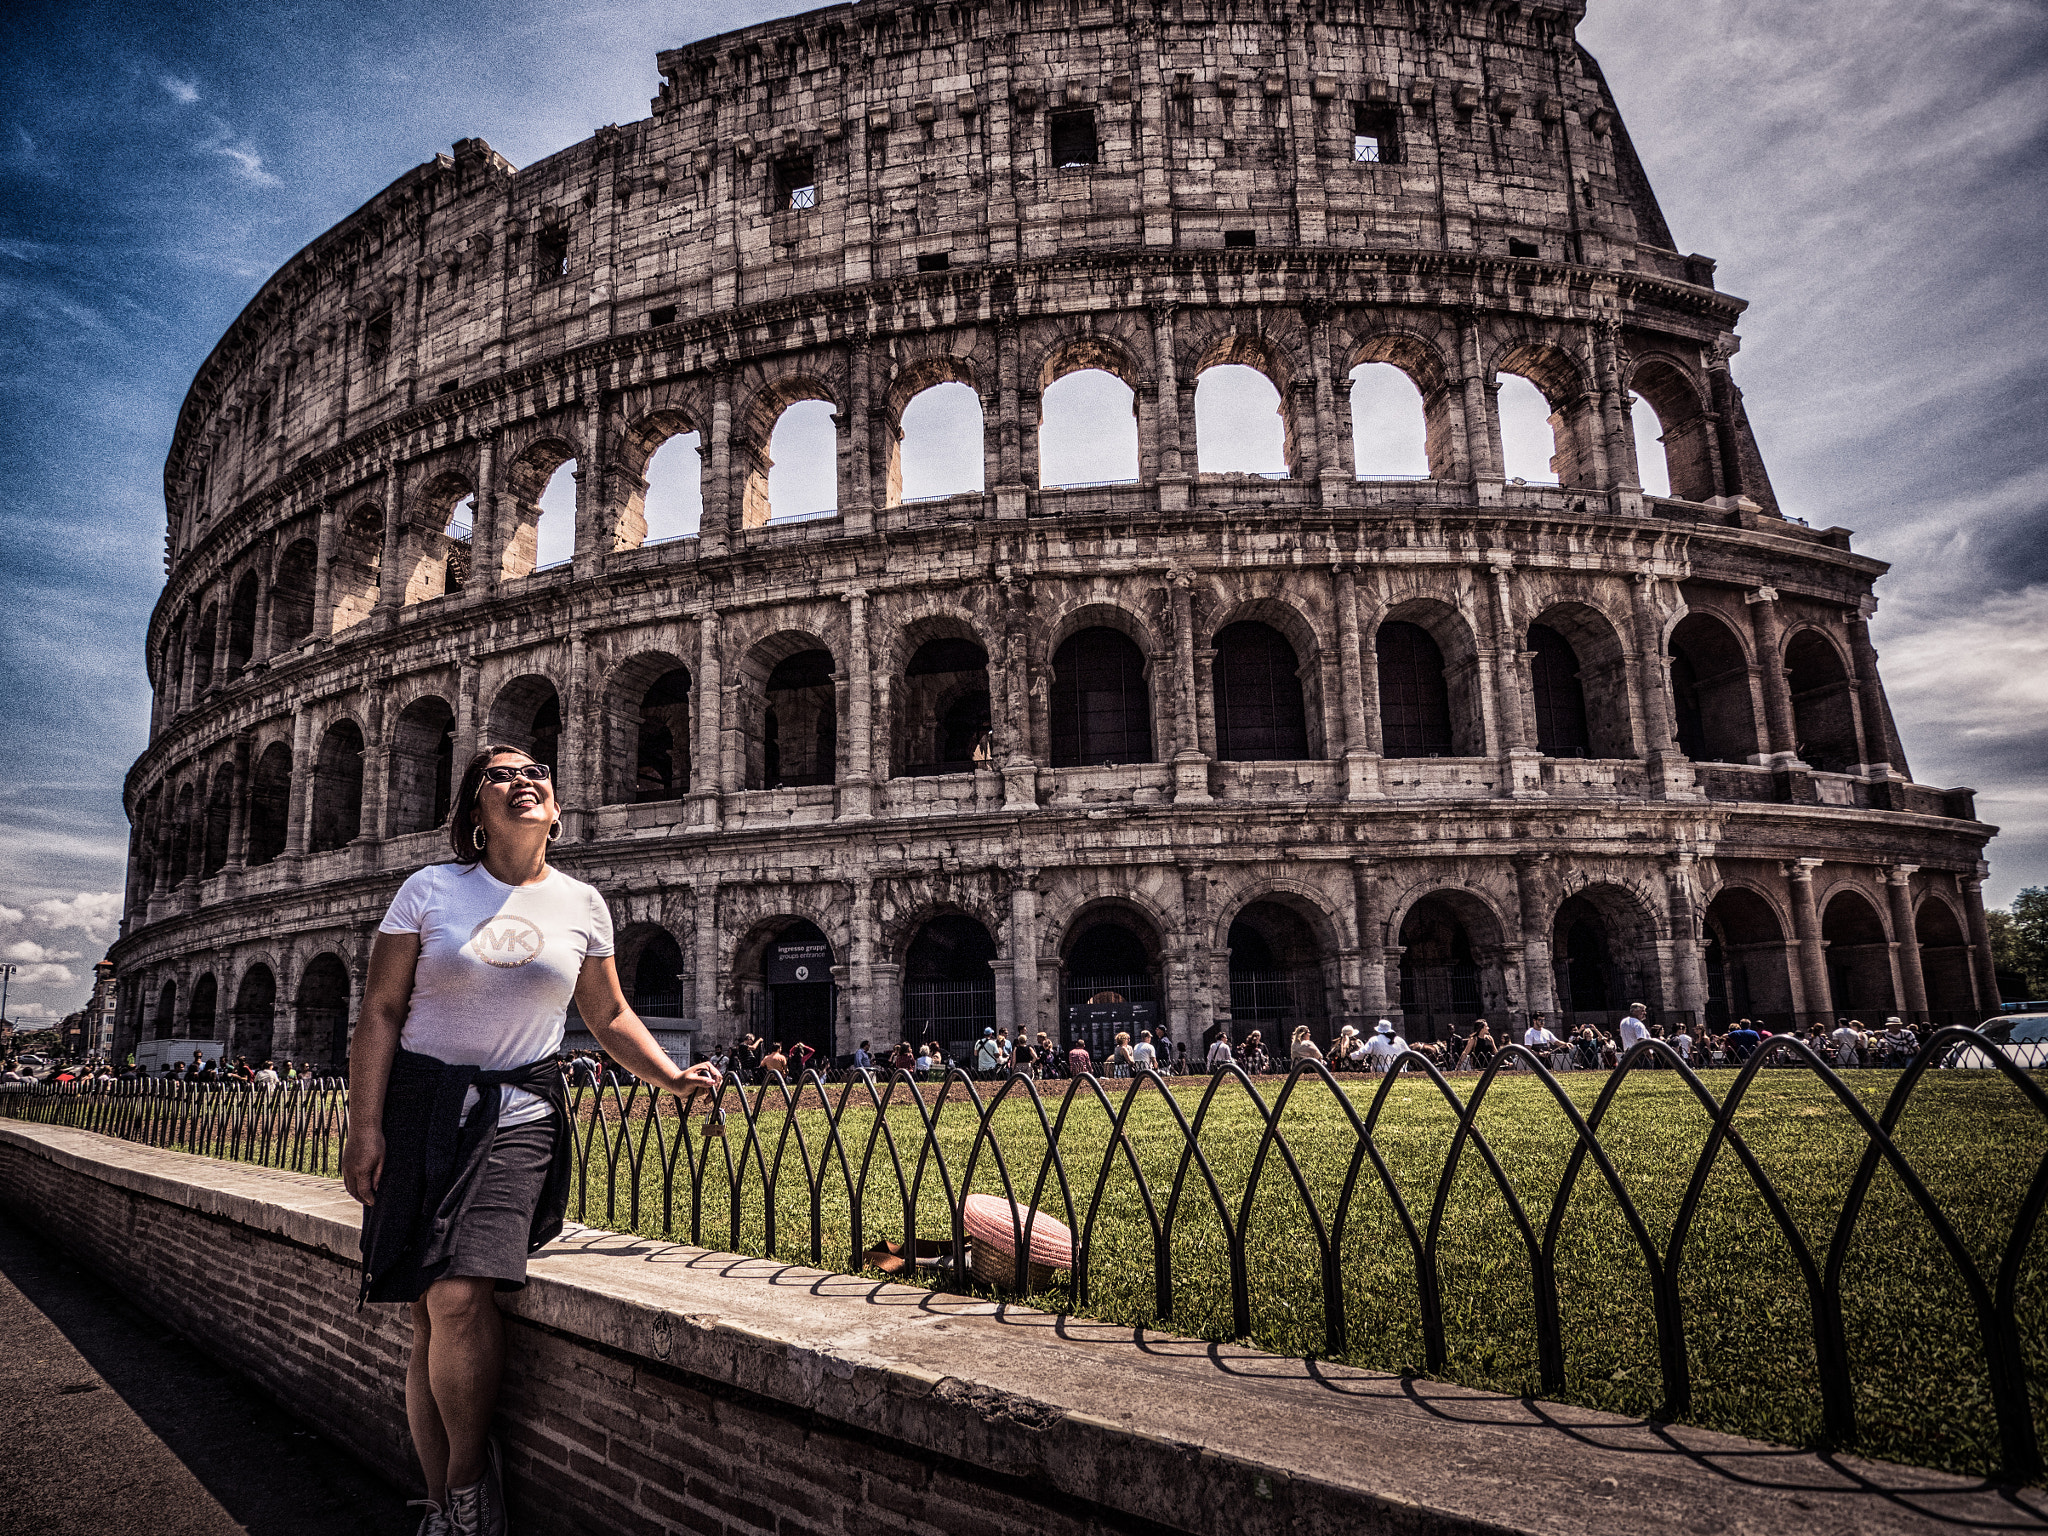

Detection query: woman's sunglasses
xmin=479 ymin=763 xmax=551 ymax=787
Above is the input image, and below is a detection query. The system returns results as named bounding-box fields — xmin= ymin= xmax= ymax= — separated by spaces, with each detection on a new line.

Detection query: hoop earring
xmin=547 ymin=820 xmax=562 ymax=842
xmin=472 ymin=826 xmax=487 ymax=853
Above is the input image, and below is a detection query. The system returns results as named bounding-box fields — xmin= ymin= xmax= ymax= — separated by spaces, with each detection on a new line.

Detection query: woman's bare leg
xmin=406 ymin=1298 xmax=451 ymax=1504
xmin=422 ymin=1277 xmax=505 ymax=1490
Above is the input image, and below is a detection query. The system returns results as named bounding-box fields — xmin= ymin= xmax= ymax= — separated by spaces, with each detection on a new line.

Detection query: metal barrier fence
xmin=4 ymin=1025 xmax=2043 ymax=1482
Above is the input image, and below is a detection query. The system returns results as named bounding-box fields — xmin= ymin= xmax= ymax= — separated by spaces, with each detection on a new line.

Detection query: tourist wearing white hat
xmin=1363 ymin=1019 xmax=1407 ymax=1073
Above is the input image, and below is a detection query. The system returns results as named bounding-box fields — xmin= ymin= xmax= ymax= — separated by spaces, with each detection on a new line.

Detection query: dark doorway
xmin=758 ymin=920 xmax=835 ymax=1063
xmin=1397 ymin=897 xmax=1484 ymax=1043
xmin=904 ymin=914 xmax=999 ymax=1059
xmin=232 ymin=966 xmax=277 ymax=1062
xmin=763 ymin=650 xmax=836 ymax=788
xmin=248 ymin=743 xmax=292 ymax=866
xmin=1227 ymin=901 xmax=1326 ymax=1041
xmin=1050 ymin=627 xmax=1152 ymax=767
xmin=631 ymin=929 xmax=688 ymax=1018
xmin=1553 ymin=896 xmax=1620 ymax=1023
xmin=296 ymin=954 xmax=352 ymax=1072
xmin=901 ymin=637 xmax=991 ymax=776
xmin=636 ymin=668 xmax=693 ymax=801
xmin=1061 ymin=916 xmax=1159 ymax=1057
xmin=1213 ymin=622 xmax=1309 ymax=761
xmin=1529 ymin=623 xmax=1592 ymax=758
xmin=1376 ymin=621 xmax=1456 ymax=757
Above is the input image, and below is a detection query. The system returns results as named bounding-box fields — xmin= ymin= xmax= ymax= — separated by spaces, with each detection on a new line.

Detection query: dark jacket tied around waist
xmin=358 ymin=1047 xmax=571 ymax=1304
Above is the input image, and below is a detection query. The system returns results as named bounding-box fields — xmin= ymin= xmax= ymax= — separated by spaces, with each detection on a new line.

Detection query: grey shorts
xmin=381 ymin=1120 xmax=557 ymax=1303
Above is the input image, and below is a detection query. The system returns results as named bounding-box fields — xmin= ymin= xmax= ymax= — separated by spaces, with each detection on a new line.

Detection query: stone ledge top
xmin=5 ymin=1120 xmax=2038 ymax=1536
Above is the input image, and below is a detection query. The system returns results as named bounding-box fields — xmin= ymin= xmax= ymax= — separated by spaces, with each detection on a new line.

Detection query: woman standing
xmin=342 ymin=746 xmax=720 ymax=1536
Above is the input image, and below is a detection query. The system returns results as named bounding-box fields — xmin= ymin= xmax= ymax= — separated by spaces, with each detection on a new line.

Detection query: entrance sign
xmin=769 ymin=940 xmax=833 ymax=986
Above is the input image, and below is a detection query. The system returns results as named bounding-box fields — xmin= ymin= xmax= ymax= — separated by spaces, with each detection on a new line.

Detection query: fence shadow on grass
xmin=7 ymin=1026 xmax=2043 ymax=1484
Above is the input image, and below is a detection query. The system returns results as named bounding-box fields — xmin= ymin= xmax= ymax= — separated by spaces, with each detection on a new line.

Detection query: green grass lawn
xmin=565 ymin=1067 xmax=2047 ymax=1481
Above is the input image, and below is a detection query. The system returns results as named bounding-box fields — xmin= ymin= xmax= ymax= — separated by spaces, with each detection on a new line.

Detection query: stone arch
xmin=1493 ymin=338 xmax=1600 ymax=488
xmin=294 ymin=951 xmax=353 ymax=1070
xmin=615 ymin=920 xmax=689 ymax=1017
xmin=1373 ymin=595 xmax=1487 ymax=757
xmin=1387 ymin=885 xmax=1514 ymax=1043
xmin=271 ymin=538 xmax=318 ymax=649
xmin=738 ymin=373 xmax=841 ymax=528
xmin=1054 ymin=895 xmax=1169 ymax=1053
xmin=190 ymin=601 xmax=219 ymax=694
xmin=900 ymin=909 xmax=1003 ymax=1057
xmin=1528 ymin=600 xmax=1637 ymax=759
xmin=330 ymin=501 xmax=383 ymax=634
xmin=892 ymin=613 xmax=993 ymax=778
xmin=1552 ymin=879 xmax=1663 ymax=1025
xmin=309 ymin=714 xmax=367 ymax=852
xmin=727 ymin=911 xmax=842 ymax=1061
xmin=1031 ymin=327 xmax=1151 ymax=396
xmin=1913 ymin=893 xmax=1975 ymax=1019
xmin=1208 ymin=599 xmax=1318 ymax=761
xmin=201 ymin=766 xmax=234 ymax=878
xmin=152 ymin=977 xmax=178 ymax=1042
xmin=615 ymin=381 xmax=708 ymax=547
xmin=1668 ymin=609 xmax=1759 ymax=764
xmin=247 ymin=739 xmax=292 ymax=866
xmin=231 ymin=962 xmax=277 ymax=1061
xmin=887 ymin=371 xmax=987 ymax=507
xmin=1046 ymin=603 xmax=1160 ymax=769
xmin=600 ymin=650 xmax=694 ymax=805
xmin=1222 ymin=891 xmax=1341 ymax=1046
xmin=1347 ymin=327 xmax=1458 ymax=481
xmin=187 ymin=971 xmax=219 ymax=1042
xmin=486 ymin=674 xmax=563 ymax=778
xmin=402 ymin=469 xmax=475 ymax=604
xmin=1821 ymin=886 xmax=1896 ymax=1019
xmin=1187 ymin=325 xmax=1300 ymax=478
xmin=1702 ymin=882 xmax=1796 ymax=1030
xmin=500 ymin=435 xmax=580 ymax=580
xmin=738 ymin=630 xmax=837 ymax=790
xmin=1627 ymin=353 xmax=1718 ymax=502
xmin=1784 ymin=626 xmax=1862 ymax=773
xmin=167 ymin=780 xmax=196 ymax=888
xmin=387 ymin=693 xmax=456 ymax=834
xmin=226 ymin=568 xmax=260 ymax=675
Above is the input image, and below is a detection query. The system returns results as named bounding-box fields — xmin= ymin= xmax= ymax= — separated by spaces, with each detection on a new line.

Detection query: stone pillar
xmin=375 ymin=466 xmax=406 ymax=611
xmin=1633 ymin=573 xmax=1694 ymax=799
xmin=1745 ymin=587 xmax=1802 ymax=766
xmin=251 ymin=545 xmax=276 ymax=667
xmin=560 ymin=631 xmax=589 ymax=836
xmin=848 ymin=877 xmax=876 ymax=1055
xmin=1304 ymin=302 xmax=1346 ymax=505
xmin=695 ymin=883 xmax=723 ymax=1040
xmin=225 ymin=734 xmax=253 ymax=868
xmin=1788 ymin=859 xmax=1832 ymax=1028
xmin=285 ymin=707 xmax=315 ymax=858
xmin=1009 ymin=873 xmax=1040 ymax=1044
xmin=1175 ymin=860 xmax=1211 ymax=1055
xmin=472 ymin=432 xmax=500 ymax=596
xmin=1664 ymin=853 xmax=1707 ymax=1027
xmin=310 ymin=496 xmax=339 ymax=643
xmin=839 ymin=590 xmax=874 ymax=819
xmin=1706 ymin=345 xmax=1747 ymax=501
xmin=1168 ymin=571 xmax=1209 ymax=803
xmin=360 ymin=683 xmax=390 ymax=842
xmin=1960 ymin=872 xmax=2001 ymax=1014
xmin=845 ymin=331 xmax=875 ymax=536
xmin=994 ymin=321 xmax=1026 ymax=518
xmin=703 ymin=369 xmax=733 ymax=556
xmin=1336 ymin=570 xmax=1381 ymax=798
xmin=1514 ymin=856 xmax=1558 ymax=1021
xmin=209 ymin=578 xmax=233 ymax=690
xmin=1000 ymin=578 xmax=1038 ymax=811
xmin=1352 ymin=858 xmax=1392 ymax=1019
xmin=455 ymin=656 xmax=481 ymax=767
xmin=1592 ymin=321 xmax=1642 ymax=517
xmin=1458 ymin=311 xmax=1499 ymax=502
xmin=1489 ymin=560 xmax=1543 ymax=795
xmin=1846 ymin=605 xmax=1898 ymax=776
xmin=1150 ymin=303 xmax=1187 ymax=508
xmin=692 ymin=610 xmax=725 ymax=831
xmin=1886 ymin=865 xmax=1929 ymax=1021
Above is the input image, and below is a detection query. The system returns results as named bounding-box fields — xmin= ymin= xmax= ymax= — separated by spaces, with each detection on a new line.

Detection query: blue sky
xmin=2 ymin=0 xmax=2044 ymax=1027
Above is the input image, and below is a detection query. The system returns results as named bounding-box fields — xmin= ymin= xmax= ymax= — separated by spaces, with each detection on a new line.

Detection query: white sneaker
xmin=406 ymin=1499 xmax=451 ymax=1536
xmin=446 ymin=1438 xmax=507 ymax=1536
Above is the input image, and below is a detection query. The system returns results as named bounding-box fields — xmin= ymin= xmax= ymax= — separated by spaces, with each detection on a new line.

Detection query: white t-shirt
xmin=1619 ymin=1015 xmax=1649 ymax=1051
xmin=1672 ymin=1031 xmax=1693 ymax=1063
xmin=379 ymin=862 xmax=614 ymax=1126
xmin=1132 ymin=1041 xmax=1157 ymax=1069
xmin=1831 ymin=1026 xmax=1861 ymax=1064
xmin=1524 ymin=1026 xmax=1559 ymax=1051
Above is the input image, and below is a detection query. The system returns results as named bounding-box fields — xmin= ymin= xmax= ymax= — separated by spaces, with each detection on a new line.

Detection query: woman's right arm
xmin=341 ymin=930 xmax=421 ymax=1207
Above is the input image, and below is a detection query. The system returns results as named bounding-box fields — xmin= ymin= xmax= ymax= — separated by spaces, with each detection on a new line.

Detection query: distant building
xmin=89 ymin=959 xmax=119 ymax=1056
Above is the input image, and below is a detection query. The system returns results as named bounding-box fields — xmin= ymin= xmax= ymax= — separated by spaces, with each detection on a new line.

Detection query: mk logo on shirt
xmin=469 ymin=914 xmax=546 ymax=968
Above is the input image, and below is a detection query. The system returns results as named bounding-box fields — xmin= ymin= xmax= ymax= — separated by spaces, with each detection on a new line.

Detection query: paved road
xmin=0 ymin=1209 xmax=414 ymax=1535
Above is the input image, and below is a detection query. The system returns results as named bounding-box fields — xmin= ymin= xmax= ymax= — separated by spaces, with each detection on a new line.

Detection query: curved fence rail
xmin=6 ymin=1027 xmax=2044 ymax=1483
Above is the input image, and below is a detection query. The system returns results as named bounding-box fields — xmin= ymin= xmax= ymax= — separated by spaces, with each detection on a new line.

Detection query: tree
xmin=1989 ymin=888 xmax=2048 ymax=1000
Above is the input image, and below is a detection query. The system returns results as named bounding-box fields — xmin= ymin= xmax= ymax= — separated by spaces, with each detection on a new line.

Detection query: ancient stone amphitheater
xmin=113 ymin=0 xmax=2000 ymax=1071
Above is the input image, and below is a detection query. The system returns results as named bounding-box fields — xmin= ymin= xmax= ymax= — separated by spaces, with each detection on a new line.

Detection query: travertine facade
xmin=113 ymin=0 xmax=1999 ymax=1070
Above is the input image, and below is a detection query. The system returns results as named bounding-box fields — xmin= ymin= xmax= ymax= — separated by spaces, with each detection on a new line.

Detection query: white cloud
xmin=2 ymin=941 xmax=83 ymax=964
xmin=4 ymin=963 xmax=76 ymax=988
xmin=29 ymin=892 xmax=122 ymax=943
xmin=197 ymin=119 xmax=279 ymax=187
xmin=160 ymin=76 xmax=199 ymax=105
xmin=0 ymin=905 xmax=20 ymax=925
xmin=5 ymin=1002 xmax=58 ymax=1024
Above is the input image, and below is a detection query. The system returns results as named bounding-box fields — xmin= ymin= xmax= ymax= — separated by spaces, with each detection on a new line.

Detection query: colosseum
xmin=111 ymin=0 xmax=2002 ymax=1072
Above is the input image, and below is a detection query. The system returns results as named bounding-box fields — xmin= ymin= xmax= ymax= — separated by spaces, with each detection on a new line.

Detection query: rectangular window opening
xmin=536 ymin=228 xmax=570 ymax=282
xmin=648 ymin=304 xmax=678 ymax=328
xmin=1508 ymin=237 xmax=1540 ymax=258
xmin=1354 ymin=104 xmax=1401 ymax=165
xmin=364 ymin=310 xmax=392 ymax=361
xmin=437 ymin=380 xmax=459 ymax=395
xmin=1223 ymin=229 xmax=1257 ymax=249
xmin=916 ymin=252 xmax=951 ymax=272
xmin=775 ymin=153 xmax=818 ymax=211
xmin=1050 ymin=108 xmax=1098 ymax=169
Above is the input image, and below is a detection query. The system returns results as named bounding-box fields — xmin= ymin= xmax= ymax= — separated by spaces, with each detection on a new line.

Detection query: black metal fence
xmin=4 ymin=1026 xmax=2043 ymax=1482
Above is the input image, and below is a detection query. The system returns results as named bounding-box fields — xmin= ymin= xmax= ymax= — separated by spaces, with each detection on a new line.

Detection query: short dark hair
xmin=449 ymin=743 xmax=540 ymax=863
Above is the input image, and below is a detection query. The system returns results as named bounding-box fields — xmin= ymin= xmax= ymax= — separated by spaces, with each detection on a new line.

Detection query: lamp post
xmin=0 ymin=963 xmax=16 ymax=1037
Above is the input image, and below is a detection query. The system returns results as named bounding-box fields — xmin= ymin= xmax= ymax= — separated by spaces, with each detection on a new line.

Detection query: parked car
xmin=1944 ymin=1014 xmax=2048 ymax=1070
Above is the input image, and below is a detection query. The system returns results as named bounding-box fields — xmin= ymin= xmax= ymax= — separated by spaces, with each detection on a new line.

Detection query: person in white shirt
xmin=1363 ymin=1019 xmax=1407 ymax=1073
xmin=1671 ymin=1027 xmax=1694 ymax=1066
xmin=1205 ymin=1033 xmax=1234 ymax=1072
xmin=1618 ymin=1004 xmax=1650 ymax=1055
xmin=1831 ymin=1020 xmax=1862 ymax=1067
xmin=1522 ymin=1018 xmax=1562 ymax=1066
xmin=1131 ymin=1032 xmax=1158 ymax=1072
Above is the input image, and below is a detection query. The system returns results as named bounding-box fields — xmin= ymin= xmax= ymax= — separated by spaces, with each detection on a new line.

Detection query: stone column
xmin=209 ymin=578 xmax=233 ymax=689
xmin=285 ymin=707 xmax=315 ymax=858
xmin=1633 ymin=573 xmax=1693 ymax=799
xmin=1745 ymin=587 xmax=1802 ymax=766
xmin=703 ymin=368 xmax=733 ymax=556
xmin=1009 ymin=872 xmax=1040 ymax=1044
xmin=1489 ymin=560 xmax=1543 ymax=795
xmin=1458 ymin=311 xmax=1498 ymax=502
xmin=845 ymin=330 xmax=875 ymax=536
xmin=1664 ymin=853 xmax=1707 ymax=1027
xmin=360 ymin=682 xmax=390 ymax=842
xmin=1168 ymin=571 xmax=1209 ymax=803
xmin=1305 ymin=302 xmax=1346 ymax=505
xmin=1352 ymin=858 xmax=1392 ymax=1019
xmin=1592 ymin=320 xmax=1642 ymax=517
xmin=1886 ymin=865 xmax=1929 ymax=1021
xmin=1846 ymin=605 xmax=1898 ymax=776
xmin=1336 ymin=569 xmax=1381 ymax=798
xmin=1150 ymin=303 xmax=1187 ymax=508
xmin=1000 ymin=577 xmax=1037 ymax=811
xmin=1706 ymin=344 xmax=1747 ymax=501
xmin=471 ymin=432 xmax=500 ymax=596
xmin=225 ymin=733 xmax=253 ymax=868
xmin=1788 ymin=859 xmax=1832 ymax=1028
xmin=839 ymin=590 xmax=874 ymax=819
xmin=375 ymin=466 xmax=406 ymax=611
xmin=560 ymin=630 xmax=589 ymax=836
xmin=251 ymin=544 xmax=276 ymax=667
xmin=694 ymin=883 xmax=722 ymax=1039
xmin=691 ymin=610 xmax=725 ymax=831
xmin=994 ymin=320 xmax=1026 ymax=518
xmin=1175 ymin=860 xmax=1211 ymax=1056
xmin=848 ymin=877 xmax=876 ymax=1055
xmin=455 ymin=656 xmax=481 ymax=767
xmin=309 ymin=496 xmax=340 ymax=643
xmin=1514 ymin=856 xmax=1558 ymax=1021
xmin=1960 ymin=872 xmax=2001 ymax=1014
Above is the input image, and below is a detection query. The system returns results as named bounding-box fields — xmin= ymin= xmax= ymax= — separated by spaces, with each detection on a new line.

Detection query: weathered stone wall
xmin=113 ymin=0 xmax=1999 ymax=1069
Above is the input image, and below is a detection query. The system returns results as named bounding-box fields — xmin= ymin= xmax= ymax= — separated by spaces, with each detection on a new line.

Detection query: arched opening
xmin=441 ymin=495 xmax=475 ymax=595
xmin=1398 ymin=894 xmax=1496 ymax=1044
xmin=746 ymin=918 xmax=836 ymax=1063
xmin=1349 ymin=362 xmax=1431 ymax=478
xmin=755 ymin=647 xmax=836 ymax=789
xmin=153 ymin=979 xmax=177 ymax=1041
xmin=1915 ymin=898 xmax=1975 ymax=1020
xmin=1668 ymin=611 xmax=1758 ymax=763
xmin=1822 ymin=890 xmax=1895 ymax=1020
xmin=1376 ymin=621 xmax=1456 ymax=756
xmin=766 ymin=401 xmax=839 ymax=521
xmin=201 ymin=772 xmax=233 ymax=878
xmin=226 ymin=571 xmax=259 ymax=675
xmin=309 ymin=720 xmax=365 ymax=853
xmin=191 ymin=604 xmax=218 ymax=694
xmin=167 ymin=785 xmax=193 ymax=888
xmin=295 ymin=954 xmax=352 ymax=1071
xmin=1212 ymin=621 xmax=1309 ymax=761
xmin=630 ymin=928 xmax=688 ymax=1019
xmin=388 ymin=696 xmax=456 ymax=835
xmin=1227 ymin=900 xmax=1328 ymax=1042
xmin=1552 ymin=888 xmax=1655 ymax=1030
xmin=187 ymin=973 xmax=217 ymax=1041
xmin=1194 ymin=364 xmax=1288 ymax=477
xmin=1060 ymin=909 xmax=1163 ymax=1058
xmin=903 ymin=913 xmax=1000 ymax=1059
xmin=635 ymin=669 xmax=693 ymax=802
xmin=1629 ymin=359 xmax=1718 ymax=503
xmin=1630 ymin=394 xmax=1673 ymax=499
xmin=895 ymin=382 xmax=985 ymax=502
xmin=1531 ymin=606 xmax=1637 ymax=759
xmin=1785 ymin=630 xmax=1862 ymax=773
xmin=330 ymin=503 xmax=383 ymax=633
xmin=1702 ymin=888 xmax=1795 ymax=1031
xmin=898 ymin=636 xmax=991 ymax=777
xmin=248 ymin=742 xmax=291 ymax=866
xmin=1496 ymin=373 xmax=1560 ymax=484
xmin=642 ymin=431 xmax=703 ymax=542
xmin=232 ymin=965 xmax=276 ymax=1062
xmin=487 ymin=676 xmax=562 ymax=780
xmin=1050 ymin=627 xmax=1153 ymax=767
xmin=534 ymin=459 xmax=578 ymax=569
xmin=1528 ymin=623 xmax=1592 ymax=758
xmin=1040 ymin=369 xmax=1138 ymax=487
xmin=271 ymin=539 xmax=317 ymax=649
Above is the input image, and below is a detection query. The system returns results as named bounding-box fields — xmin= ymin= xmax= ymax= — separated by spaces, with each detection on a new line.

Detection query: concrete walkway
xmin=0 ymin=1209 xmax=412 ymax=1535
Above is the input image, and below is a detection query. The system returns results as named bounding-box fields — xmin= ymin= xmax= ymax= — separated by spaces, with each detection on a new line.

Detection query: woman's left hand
xmin=668 ymin=1060 xmax=723 ymax=1100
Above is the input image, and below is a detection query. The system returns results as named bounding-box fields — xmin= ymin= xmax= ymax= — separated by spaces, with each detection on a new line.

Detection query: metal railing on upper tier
xmin=4 ymin=1027 xmax=2042 ymax=1482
